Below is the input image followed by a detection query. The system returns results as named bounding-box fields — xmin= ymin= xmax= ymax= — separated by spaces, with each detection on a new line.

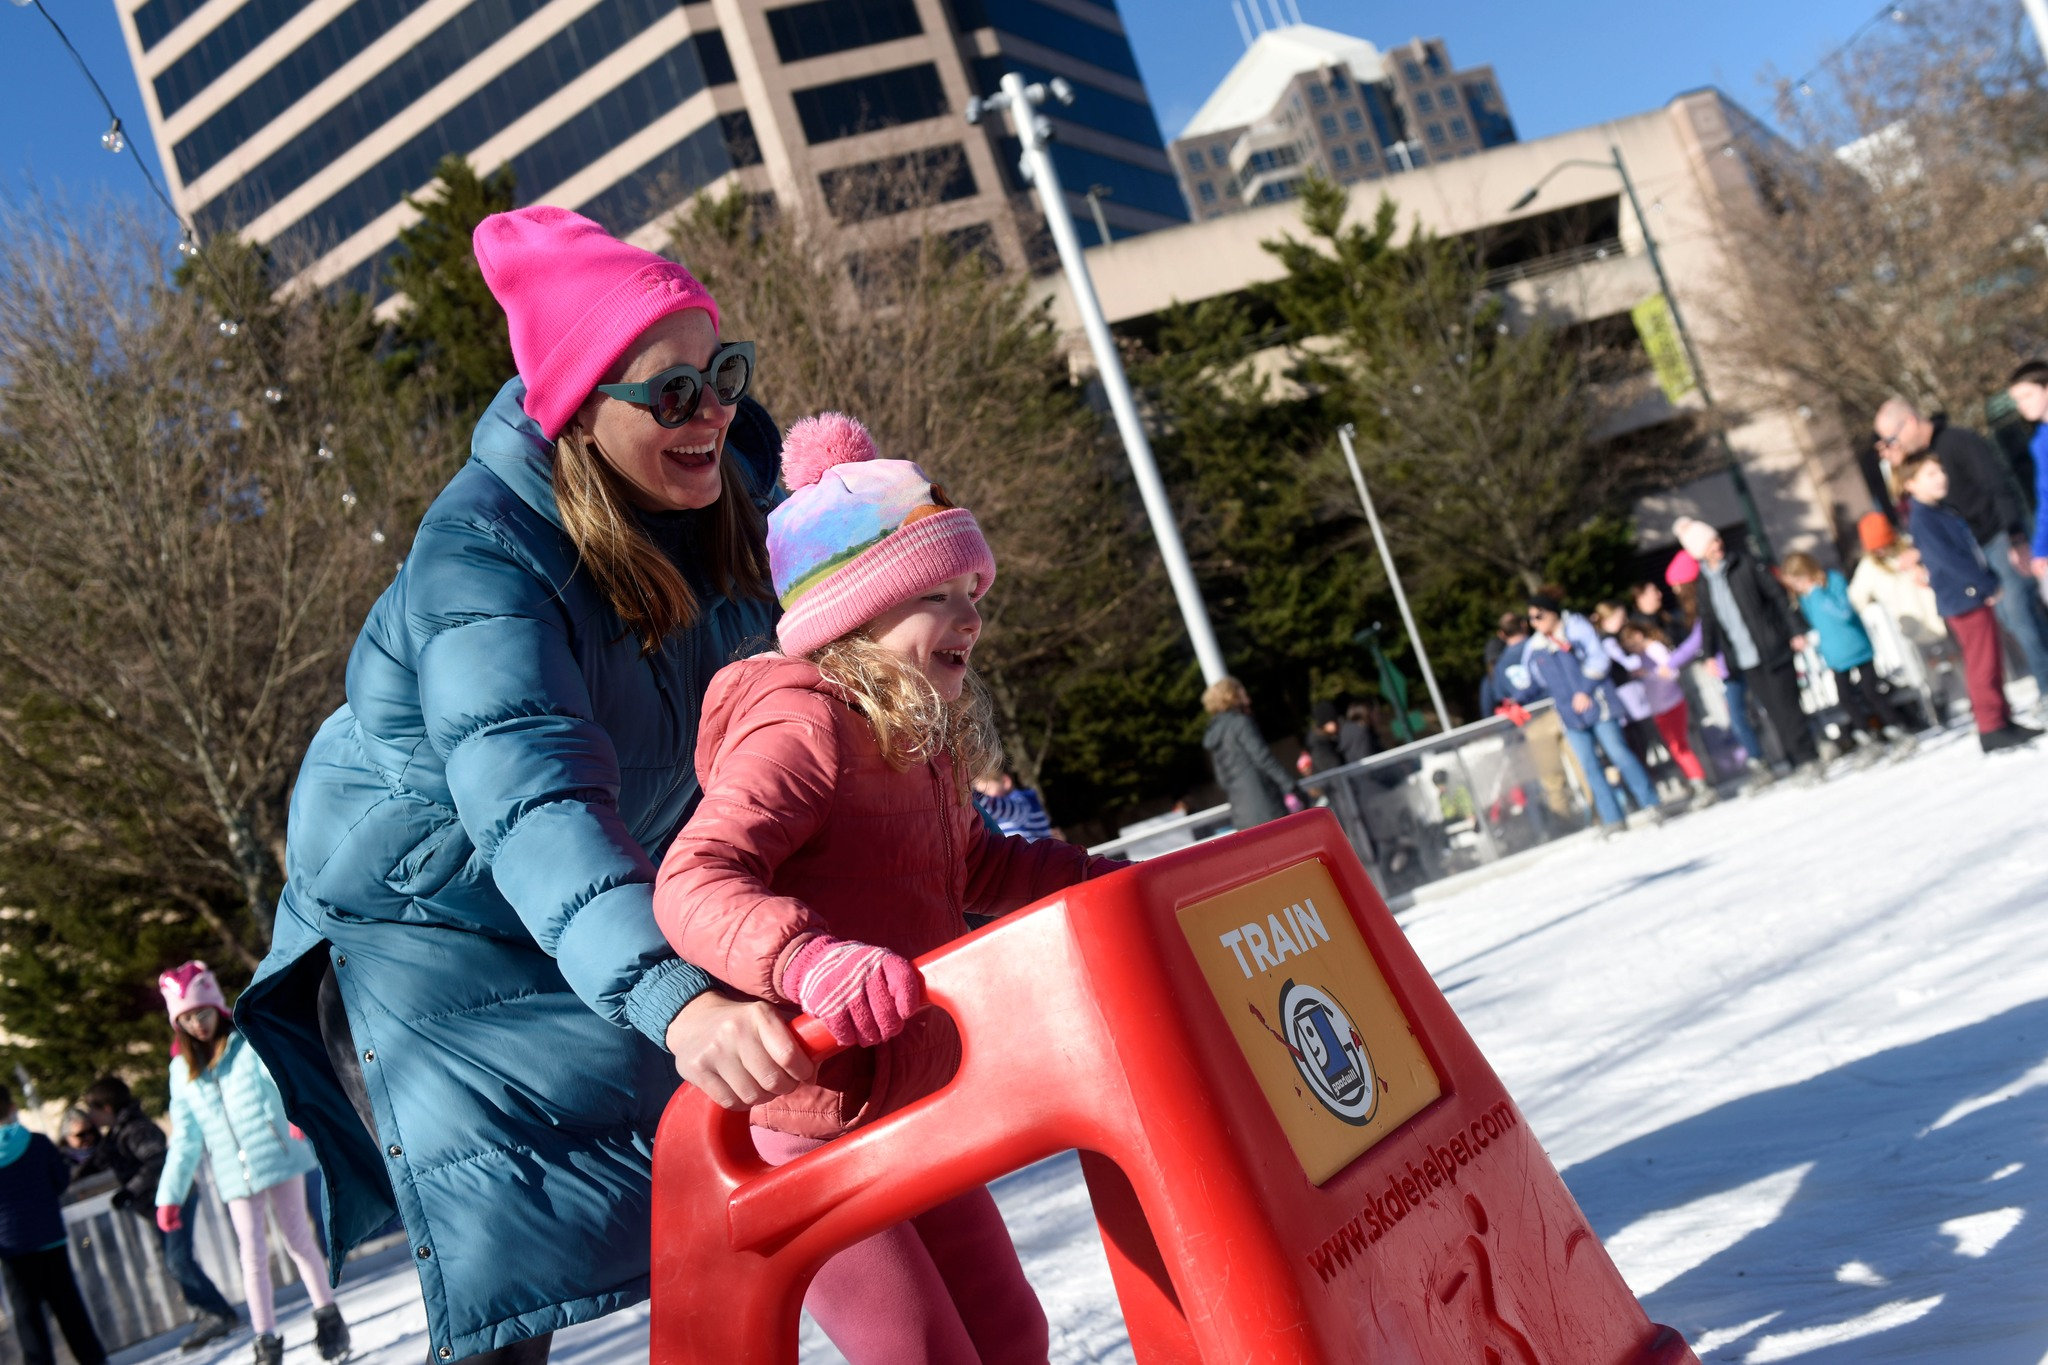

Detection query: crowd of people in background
xmin=1187 ymin=372 xmax=2048 ymax=855
xmin=0 ymin=964 xmax=352 ymax=1365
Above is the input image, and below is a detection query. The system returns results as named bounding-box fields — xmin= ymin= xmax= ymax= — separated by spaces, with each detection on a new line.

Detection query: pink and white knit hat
xmin=767 ymin=413 xmax=995 ymax=657
xmin=159 ymin=962 xmax=227 ymax=1023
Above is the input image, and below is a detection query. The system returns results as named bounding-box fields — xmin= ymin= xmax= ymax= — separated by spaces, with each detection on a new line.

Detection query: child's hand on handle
xmin=156 ymin=1204 xmax=183 ymax=1233
xmin=667 ymin=991 xmax=816 ymax=1111
xmin=779 ymin=935 xmax=926 ymax=1048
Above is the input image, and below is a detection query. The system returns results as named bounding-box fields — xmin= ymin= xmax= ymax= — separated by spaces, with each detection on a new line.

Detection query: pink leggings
xmin=226 ymin=1175 xmax=333 ymax=1336
xmin=751 ymin=1128 xmax=1049 ymax=1365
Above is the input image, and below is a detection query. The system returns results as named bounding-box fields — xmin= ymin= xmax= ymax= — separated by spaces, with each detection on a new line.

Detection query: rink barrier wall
xmin=0 ymin=1173 xmax=402 ymax=1364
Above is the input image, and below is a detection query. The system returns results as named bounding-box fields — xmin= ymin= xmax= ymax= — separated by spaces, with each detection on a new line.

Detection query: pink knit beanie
xmin=472 ymin=207 xmax=722 ymax=441
xmin=768 ymin=413 xmax=995 ymax=657
xmin=159 ymin=961 xmax=227 ymax=1023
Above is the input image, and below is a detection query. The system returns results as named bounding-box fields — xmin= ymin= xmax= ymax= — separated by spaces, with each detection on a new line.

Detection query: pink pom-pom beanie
xmin=472 ymin=206 xmax=721 ymax=441
xmin=160 ymin=961 xmax=227 ymax=1023
xmin=768 ymin=412 xmax=995 ymax=657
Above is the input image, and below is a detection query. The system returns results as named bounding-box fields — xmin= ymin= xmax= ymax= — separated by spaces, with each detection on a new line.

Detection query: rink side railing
xmin=1089 ymin=599 xmax=1971 ymax=893
xmin=1091 ymin=700 xmax=1600 ymax=899
xmin=0 ymin=1171 xmax=270 ymax=1365
xmin=0 ymin=1171 xmax=402 ymax=1365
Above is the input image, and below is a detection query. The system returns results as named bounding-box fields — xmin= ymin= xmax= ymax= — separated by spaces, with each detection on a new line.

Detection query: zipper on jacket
xmin=931 ymin=760 xmax=961 ymax=919
xmin=205 ymin=1042 xmax=254 ymax=1188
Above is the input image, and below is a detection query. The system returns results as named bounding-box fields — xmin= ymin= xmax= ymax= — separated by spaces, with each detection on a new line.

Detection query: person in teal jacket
xmin=155 ymin=963 xmax=347 ymax=1365
xmin=235 ymin=211 xmax=817 ymax=1365
xmin=1781 ymin=554 xmax=1914 ymax=759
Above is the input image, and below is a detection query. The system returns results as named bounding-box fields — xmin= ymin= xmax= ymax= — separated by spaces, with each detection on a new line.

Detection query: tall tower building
xmin=114 ymin=0 xmax=1187 ymax=292
xmin=1170 ymin=25 xmax=1515 ymax=221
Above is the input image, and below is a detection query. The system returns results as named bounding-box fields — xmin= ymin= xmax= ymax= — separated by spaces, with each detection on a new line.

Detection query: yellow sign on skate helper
xmin=1178 ymin=859 xmax=1441 ymax=1185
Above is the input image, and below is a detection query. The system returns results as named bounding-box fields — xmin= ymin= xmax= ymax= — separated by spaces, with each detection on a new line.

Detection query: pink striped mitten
xmin=778 ymin=935 xmax=926 ymax=1047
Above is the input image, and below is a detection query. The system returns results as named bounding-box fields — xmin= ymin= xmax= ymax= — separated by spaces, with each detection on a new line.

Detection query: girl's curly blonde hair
xmin=809 ymin=633 xmax=1002 ymax=793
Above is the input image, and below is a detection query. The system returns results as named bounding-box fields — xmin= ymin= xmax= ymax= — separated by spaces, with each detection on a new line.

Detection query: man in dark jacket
xmin=80 ymin=1078 xmax=237 ymax=1350
xmin=0 ymin=1085 xmax=105 ymax=1365
xmin=1304 ymin=700 xmax=1346 ymax=775
xmin=1875 ymin=399 xmax=2048 ymax=700
xmin=1676 ymin=517 xmax=1824 ymax=782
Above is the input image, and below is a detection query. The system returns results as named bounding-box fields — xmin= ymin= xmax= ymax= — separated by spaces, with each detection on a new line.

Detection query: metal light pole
xmin=1337 ymin=423 xmax=1453 ymax=735
xmin=2026 ymin=0 xmax=2048 ymax=66
xmin=969 ymin=72 xmax=1229 ymax=684
xmin=1083 ymin=184 xmax=1115 ymax=247
xmin=1511 ymin=145 xmax=1776 ymax=563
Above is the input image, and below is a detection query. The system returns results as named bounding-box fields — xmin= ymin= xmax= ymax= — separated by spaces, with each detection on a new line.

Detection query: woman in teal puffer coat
xmin=155 ymin=964 xmax=347 ymax=1365
xmin=235 ymin=211 xmax=816 ymax=1365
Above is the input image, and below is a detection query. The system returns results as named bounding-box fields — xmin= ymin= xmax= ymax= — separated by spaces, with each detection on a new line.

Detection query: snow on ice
xmin=116 ymin=729 xmax=2048 ymax=1365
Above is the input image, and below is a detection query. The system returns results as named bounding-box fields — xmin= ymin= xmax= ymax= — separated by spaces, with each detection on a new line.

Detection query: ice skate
xmin=1981 ymin=722 xmax=2042 ymax=754
xmin=180 ymin=1313 xmax=237 ymax=1353
xmin=313 ymin=1305 xmax=351 ymax=1362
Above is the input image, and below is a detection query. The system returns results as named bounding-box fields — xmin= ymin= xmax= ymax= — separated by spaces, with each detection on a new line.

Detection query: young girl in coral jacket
xmin=655 ymin=413 xmax=1118 ymax=1364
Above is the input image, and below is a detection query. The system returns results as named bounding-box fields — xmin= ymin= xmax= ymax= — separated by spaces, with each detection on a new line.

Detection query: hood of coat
xmin=0 ymin=1123 xmax=29 ymax=1168
xmin=1202 ymin=710 xmax=1252 ymax=752
xmin=697 ymin=654 xmax=852 ymax=769
xmin=472 ymin=377 xmax=567 ymax=533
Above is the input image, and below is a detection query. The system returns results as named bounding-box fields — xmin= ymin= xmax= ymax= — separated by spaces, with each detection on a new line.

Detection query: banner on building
xmin=1631 ymin=294 xmax=1696 ymax=403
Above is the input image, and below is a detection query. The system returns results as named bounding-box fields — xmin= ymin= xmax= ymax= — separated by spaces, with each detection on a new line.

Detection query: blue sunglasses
xmin=596 ymin=341 xmax=755 ymax=428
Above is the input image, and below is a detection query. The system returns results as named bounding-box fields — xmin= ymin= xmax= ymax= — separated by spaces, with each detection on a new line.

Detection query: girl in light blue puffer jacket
xmin=154 ymin=964 xmax=348 ymax=1365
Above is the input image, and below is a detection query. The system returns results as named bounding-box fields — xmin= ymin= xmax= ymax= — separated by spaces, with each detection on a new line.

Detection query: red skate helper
xmin=651 ymin=811 xmax=1700 ymax=1364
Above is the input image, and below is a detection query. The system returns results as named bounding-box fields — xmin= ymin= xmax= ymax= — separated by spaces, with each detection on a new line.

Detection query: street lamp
xmin=1083 ymin=183 xmax=1115 ymax=247
xmin=1337 ymin=424 xmax=1453 ymax=735
xmin=969 ymin=73 xmax=1230 ymax=684
xmin=1509 ymin=144 xmax=1776 ymax=562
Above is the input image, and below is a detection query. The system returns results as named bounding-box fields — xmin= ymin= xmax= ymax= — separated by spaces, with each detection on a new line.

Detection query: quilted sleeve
xmin=154 ymin=1074 xmax=205 ymax=1208
xmin=408 ymin=517 xmax=712 ymax=1046
xmin=961 ymin=814 xmax=1124 ymax=922
xmin=654 ymin=682 xmax=840 ymax=1003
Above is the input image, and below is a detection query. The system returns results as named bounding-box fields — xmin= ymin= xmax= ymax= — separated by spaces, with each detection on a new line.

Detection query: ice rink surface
xmin=120 ymin=727 xmax=2048 ymax=1365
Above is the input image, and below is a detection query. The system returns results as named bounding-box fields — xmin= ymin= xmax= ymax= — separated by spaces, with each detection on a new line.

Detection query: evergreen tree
xmin=1131 ymin=291 xmax=1386 ymax=739
xmin=383 ymin=156 xmax=519 ymax=422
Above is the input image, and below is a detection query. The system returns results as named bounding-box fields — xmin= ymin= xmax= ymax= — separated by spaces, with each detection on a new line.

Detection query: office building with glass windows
xmin=115 ymin=0 xmax=1187 ymax=293
xmin=1172 ymin=24 xmax=1516 ymax=221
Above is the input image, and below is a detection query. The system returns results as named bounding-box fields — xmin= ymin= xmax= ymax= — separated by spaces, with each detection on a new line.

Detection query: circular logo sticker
xmin=1280 ymin=980 xmax=1377 ymax=1125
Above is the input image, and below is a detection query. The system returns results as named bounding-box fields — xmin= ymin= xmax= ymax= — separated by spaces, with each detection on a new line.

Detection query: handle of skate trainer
xmin=675 ymin=899 xmax=1104 ymax=1256
xmin=790 ymin=1012 xmax=845 ymax=1066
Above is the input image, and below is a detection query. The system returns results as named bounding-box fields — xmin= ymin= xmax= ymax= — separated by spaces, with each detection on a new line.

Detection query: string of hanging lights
xmin=10 ymin=0 xmax=397 ymax=536
xmin=1788 ymin=4 xmax=1912 ymax=98
xmin=13 ymin=0 xmax=260 ymax=347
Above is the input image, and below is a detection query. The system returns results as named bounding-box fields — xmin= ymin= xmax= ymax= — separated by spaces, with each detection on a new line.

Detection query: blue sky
xmin=4 ymin=0 xmax=1897 ymax=226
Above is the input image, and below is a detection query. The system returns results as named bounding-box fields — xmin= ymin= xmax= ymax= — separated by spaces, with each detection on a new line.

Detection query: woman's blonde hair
xmin=810 ymin=633 xmax=1002 ymax=791
xmin=553 ymin=427 xmax=771 ymax=655
xmin=1780 ymin=551 xmax=1824 ymax=584
xmin=1202 ymin=677 xmax=1250 ymax=715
